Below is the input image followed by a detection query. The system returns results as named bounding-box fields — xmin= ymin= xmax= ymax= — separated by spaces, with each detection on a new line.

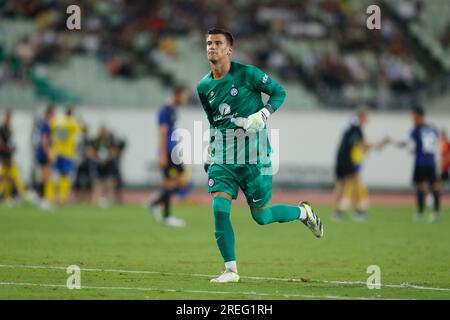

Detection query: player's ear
xmin=228 ymin=47 xmax=233 ymax=56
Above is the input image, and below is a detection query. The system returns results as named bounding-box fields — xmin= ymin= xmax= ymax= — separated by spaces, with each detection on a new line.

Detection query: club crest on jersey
xmin=229 ymin=86 xmax=239 ymax=97
xmin=208 ymin=178 xmax=215 ymax=187
xmin=209 ymin=91 xmax=215 ymax=97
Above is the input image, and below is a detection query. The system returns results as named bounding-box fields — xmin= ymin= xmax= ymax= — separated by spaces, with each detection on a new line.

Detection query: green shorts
xmin=207 ymin=163 xmax=272 ymax=208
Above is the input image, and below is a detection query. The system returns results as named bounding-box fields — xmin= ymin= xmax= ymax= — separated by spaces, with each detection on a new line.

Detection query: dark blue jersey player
xmin=35 ymin=106 xmax=55 ymax=207
xmin=148 ymin=86 xmax=192 ymax=227
xmin=397 ymin=106 xmax=441 ymax=221
xmin=333 ymin=108 xmax=389 ymax=221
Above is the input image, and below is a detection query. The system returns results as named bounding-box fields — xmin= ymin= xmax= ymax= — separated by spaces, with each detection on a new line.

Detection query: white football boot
xmin=299 ymin=201 xmax=324 ymax=238
xmin=163 ymin=216 xmax=186 ymax=228
xmin=210 ymin=271 xmax=240 ymax=283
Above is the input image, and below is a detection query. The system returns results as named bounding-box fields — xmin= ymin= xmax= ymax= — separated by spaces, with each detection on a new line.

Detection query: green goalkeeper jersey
xmin=197 ymin=61 xmax=286 ymax=165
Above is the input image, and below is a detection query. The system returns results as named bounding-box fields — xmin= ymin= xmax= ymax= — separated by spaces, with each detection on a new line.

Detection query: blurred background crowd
xmin=1 ymin=0 xmax=450 ymax=110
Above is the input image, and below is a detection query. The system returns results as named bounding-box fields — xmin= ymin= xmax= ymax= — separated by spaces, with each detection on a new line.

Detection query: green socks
xmin=212 ymin=198 xmax=301 ymax=263
xmin=212 ymin=196 xmax=235 ymax=262
xmin=251 ymin=204 xmax=300 ymax=225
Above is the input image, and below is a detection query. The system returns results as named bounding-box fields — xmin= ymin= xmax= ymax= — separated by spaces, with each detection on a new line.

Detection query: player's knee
xmin=212 ymin=196 xmax=231 ymax=213
xmin=251 ymin=209 xmax=271 ymax=225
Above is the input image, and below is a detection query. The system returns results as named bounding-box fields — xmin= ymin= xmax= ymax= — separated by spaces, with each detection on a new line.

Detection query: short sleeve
xmin=159 ymin=108 xmax=170 ymax=126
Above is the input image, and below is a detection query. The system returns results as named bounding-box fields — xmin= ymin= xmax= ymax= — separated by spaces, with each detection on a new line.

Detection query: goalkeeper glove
xmin=232 ymin=107 xmax=271 ymax=133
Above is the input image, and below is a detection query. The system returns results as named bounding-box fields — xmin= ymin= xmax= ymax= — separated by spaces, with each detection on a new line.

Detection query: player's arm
xmin=157 ymin=109 xmax=170 ymax=169
xmin=41 ymin=131 xmax=51 ymax=158
xmin=197 ymin=89 xmax=215 ymax=126
xmin=0 ymin=135 xmax=15 ymax=154
xmin=158 ymin=124 xmax=169 ymax=168
xmin=233 ymin=66 xmax=286 ymax=132
xmin=394 ymin=131 xmax=416 ymax=153
xmin=0 ymin=135 xmax=6 ymax=152
xmin=197 ymin=87 xmax=215 ymax=172
xmin=249 ymin=66 xmax=286 ymax=114
xmin=361 ymin=137 xmax=390 ymax=152
xmin=444 ymin=146 xmax=450 ymax=163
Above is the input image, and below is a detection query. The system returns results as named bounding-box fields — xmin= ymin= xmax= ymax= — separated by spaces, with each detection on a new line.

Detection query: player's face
xmin=100 ymin=126 xmax=108 ymax=137
xmin=206 ymin=34 xmax=232 ymax=63
xmin=413 ymin=113 xmax=423 ymax=125
xmin=359 ymin=112 xmax=369 ymax=126
xmin=4 ymin=112 xmax=11 ymax=126
xmin=175 ymin=90 xmax=189 ymax=106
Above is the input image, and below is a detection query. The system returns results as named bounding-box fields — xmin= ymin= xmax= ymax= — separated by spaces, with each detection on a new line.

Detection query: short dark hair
xmin=66 ymin=106 xmax=74 ymax=116
xmin=46 ymin=104 xmax=55 ymax=116
xmin=412 ymin=105 xmax=425 ymax=117
xmin=356 ymin=105 xmax=369 ymax=117
xmin=172 ymin=85 xmax=187 ymax=95
xmin=207 ymin=28 xmax=234 ymax=46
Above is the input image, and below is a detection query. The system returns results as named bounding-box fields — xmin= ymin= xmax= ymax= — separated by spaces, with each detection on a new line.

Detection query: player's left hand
xmin=232 ymin=107 xmax=271 ymax=133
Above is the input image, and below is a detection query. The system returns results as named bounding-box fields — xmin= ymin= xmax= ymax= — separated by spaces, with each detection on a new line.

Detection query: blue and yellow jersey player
xmin=148 ymin=86 xmax=193 ymax=228
xmin=0 ymin=109 xmax=25 ymax=202
xmin=333 ymin=108 xmax=389 ymax=221
xmin=49 ymin=107 xmax=82 ymax=204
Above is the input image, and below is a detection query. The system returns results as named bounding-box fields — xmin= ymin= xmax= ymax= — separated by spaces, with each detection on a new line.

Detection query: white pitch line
xmin=0 ymin=263 xmax=449 ymax=293
xmin=0 ymin=281 xmax=403 ymax=300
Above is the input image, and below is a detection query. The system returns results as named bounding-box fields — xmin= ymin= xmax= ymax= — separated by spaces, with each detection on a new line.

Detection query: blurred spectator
xmin=91 ymin=125 xmax=125 ymax=207
xmin=16 ymin=36 xmax=35 ymax=80
xmin=441 ymin=23 xmax=450 ymax=49
xmin=396 ymin=0 xmax=424 ymax=22
xmin=74 ymin=125 xmax=97 ymax=202
xmin=0 ymin=110 xmax=25 ymax=203
xmin=441 ymin=129 xmax=450 ymax=185
xmin=381 ymin=55 xmax=416 ymax=92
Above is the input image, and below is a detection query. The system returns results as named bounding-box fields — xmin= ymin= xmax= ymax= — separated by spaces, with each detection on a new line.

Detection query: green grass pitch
xmin=0 ymin=202 xmax=449 ymax=300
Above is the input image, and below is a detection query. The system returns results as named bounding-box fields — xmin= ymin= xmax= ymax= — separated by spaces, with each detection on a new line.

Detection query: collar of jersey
xmin=209 ymin=62 xmax=234 ymax=82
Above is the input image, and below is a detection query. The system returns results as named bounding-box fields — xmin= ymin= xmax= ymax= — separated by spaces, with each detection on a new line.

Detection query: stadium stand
xmin=0 ymin=0 xmax=449 ymax=110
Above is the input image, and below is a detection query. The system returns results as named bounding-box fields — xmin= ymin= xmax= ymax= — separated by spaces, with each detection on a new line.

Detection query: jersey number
xmin=421 ymin=130 xmax=437 ymax=154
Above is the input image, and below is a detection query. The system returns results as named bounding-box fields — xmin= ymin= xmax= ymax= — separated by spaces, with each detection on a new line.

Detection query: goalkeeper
xmin=197 ymin=28 xmax=324 ymax=283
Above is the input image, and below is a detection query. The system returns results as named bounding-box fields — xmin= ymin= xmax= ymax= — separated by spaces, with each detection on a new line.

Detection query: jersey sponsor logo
xmin=229 ymin=86 xmax=239 ymax=97
xmin=218 ymin=103 xmax=231 ymax=116
xmin=262 ymin=74 xmax=268 ymax=84
xmin=215 ymin=103 xmax=238 ymax=122
xmin=208 ymin=178 xmax=215 ymax=187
